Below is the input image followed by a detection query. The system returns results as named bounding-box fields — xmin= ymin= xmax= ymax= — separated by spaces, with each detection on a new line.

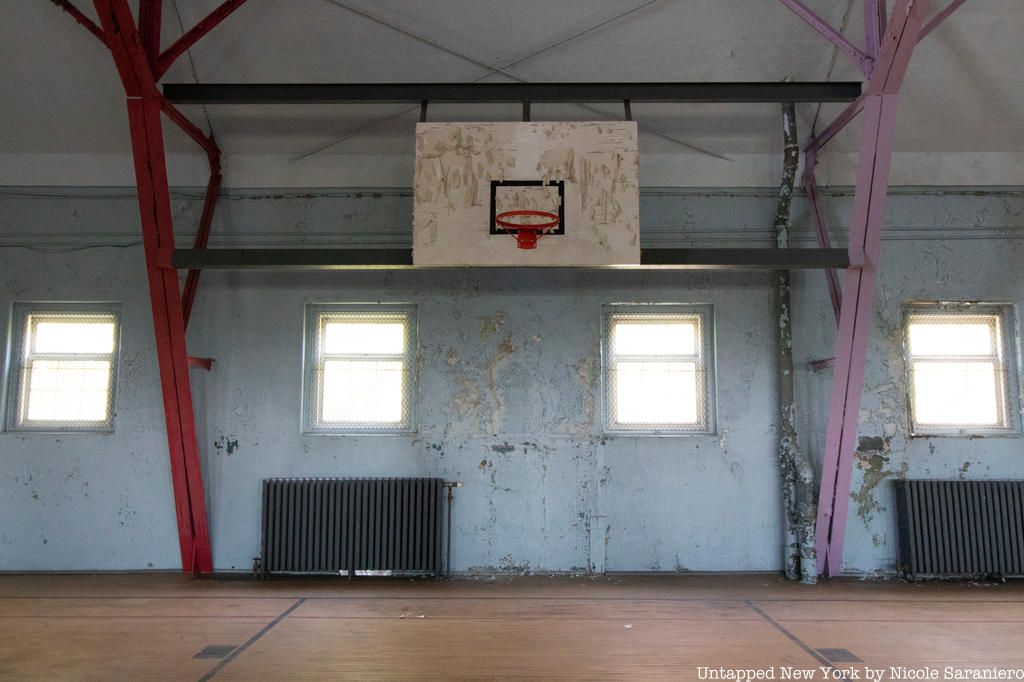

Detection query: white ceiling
xmin=1 ymin=0 xmax=1022 ymax=186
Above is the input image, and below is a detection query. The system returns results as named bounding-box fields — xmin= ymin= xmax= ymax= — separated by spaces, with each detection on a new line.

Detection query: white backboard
xmin=413 ymin=122 xmax=640 ymax=266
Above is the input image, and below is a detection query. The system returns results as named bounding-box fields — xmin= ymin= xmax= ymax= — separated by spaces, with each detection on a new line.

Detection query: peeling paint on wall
xmin=214 ymin=436 xmax=240 ymax=455
xmin=851 ymin=437 xmax=908 ymax=528
xmin=4 ymin=188 xmax=1022 ymax=572
xmin=569 ymin=356 xmax=599 ymax=434
xmin=485 ymin=337 xmax=516 ymax=434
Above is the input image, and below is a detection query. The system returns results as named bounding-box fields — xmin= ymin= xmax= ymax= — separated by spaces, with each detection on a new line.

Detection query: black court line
xmin=198 ymin=597 xmax=306 ymax=682
xmin=745 ymin=600 xmax=832 ymax=666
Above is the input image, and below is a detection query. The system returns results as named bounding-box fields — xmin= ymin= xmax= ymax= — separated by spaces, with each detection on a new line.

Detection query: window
xmin=6 ymin=303 xmax=121 ymax=432
xmin=603 ymin=305 xmax=715 ymax=434
xmin=304 ymin=304 xmax=415 ymax=433
xmin=904 ymin=304 xmax=1020 ymax=435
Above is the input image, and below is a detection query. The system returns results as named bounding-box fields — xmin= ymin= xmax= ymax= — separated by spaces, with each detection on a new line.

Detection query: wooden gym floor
xmin=1 ymin=574 xmax=1022 ymax=680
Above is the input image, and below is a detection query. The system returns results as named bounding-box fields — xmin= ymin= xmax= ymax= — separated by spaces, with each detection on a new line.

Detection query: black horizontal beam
xmin=163 ymin=82 xmax=861 ymax=105
xmin=170 ymin=248 xmax=850 ymax=270
xmin=173 ymin=249 xmax=413 ymax=269
xmin=640 ymin=248 xmax=850 ymax=269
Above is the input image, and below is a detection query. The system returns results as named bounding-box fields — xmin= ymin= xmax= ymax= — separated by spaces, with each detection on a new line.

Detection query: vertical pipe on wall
xmin=773 ymin=100 xmax=816 ymax=583
xmin=774 ymin=100 xmax=800 ymax=581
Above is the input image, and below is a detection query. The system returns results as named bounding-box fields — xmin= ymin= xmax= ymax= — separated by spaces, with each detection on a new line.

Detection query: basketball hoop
xmin=495 ymin=210 xmax=560 ymax=249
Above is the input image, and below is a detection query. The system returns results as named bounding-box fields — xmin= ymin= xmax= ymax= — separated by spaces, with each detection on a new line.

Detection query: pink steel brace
xmin=777 ymin=0 xmax=875 ymax=77
xmin=810 ymin=0 xmax=949 ymax=576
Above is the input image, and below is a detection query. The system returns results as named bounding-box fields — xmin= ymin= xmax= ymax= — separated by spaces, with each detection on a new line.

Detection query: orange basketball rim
xmin=494 ymin=210 xmax=561 ymax=249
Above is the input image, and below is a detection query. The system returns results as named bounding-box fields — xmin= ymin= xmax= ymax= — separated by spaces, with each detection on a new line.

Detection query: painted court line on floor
xmin=198 ymin=597 xmax=306 ymax=681
xmin=745 ymin=600 xmax=832 ymax=666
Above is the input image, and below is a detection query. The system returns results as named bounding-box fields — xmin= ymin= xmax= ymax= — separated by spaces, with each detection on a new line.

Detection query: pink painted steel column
xmin=814 ymin=95 xmax=900 ymax=575
xmin=814 ymin=0 xmax=931 ymax=576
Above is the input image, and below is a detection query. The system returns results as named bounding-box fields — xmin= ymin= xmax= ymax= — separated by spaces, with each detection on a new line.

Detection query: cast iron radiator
xmin=893 ymin=480 xmax=1024 ymax=580
xmin=259 ymin=477 xmax=444 ymax=577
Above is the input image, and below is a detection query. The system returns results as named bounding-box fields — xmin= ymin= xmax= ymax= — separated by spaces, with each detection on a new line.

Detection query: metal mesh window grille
xmin=604 ymin=309 xmax=712 ymax=433
xmin=8 ymin=307 xmax=120 ymax=431
xmin=905 ymin=308 xmax=1016 ymax=433
xmin=306 ymin=307 xmax=415 ymax=432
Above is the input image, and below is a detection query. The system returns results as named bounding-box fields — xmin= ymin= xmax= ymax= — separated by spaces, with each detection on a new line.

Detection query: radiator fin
xmin=260 ymin=477 xmax=443 ymax=577
xmin=894 ymin=480 xmax=1024 ymax=579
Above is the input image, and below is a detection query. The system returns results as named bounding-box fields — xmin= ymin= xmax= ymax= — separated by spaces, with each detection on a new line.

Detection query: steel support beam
xmin=50 ymin=0 xmax=108 ymax=44
xmin=162 ymin=81 xmax=862 ymax=105
xmin=159 ymin=99 xmax=220 ymax=166
xmin=138 ymin=0 xmax=162 ymax=70
xmin=803 ymin=166 xmax=843 ymax=324
xmin=918 ymin=0 xmax=968 ymax=42
xmin=155 ymin=0 xmax=249 ymax=78
xmin=807 ymin=95 xmax=866 ymax=153
xmin=814 ymin=0 xmax=930 ymax=577
xmin=181 ymin=171 xmax=222 ymax=328
xmin=777 ymin=0 xmax=875 ymax=76
xmin=864 ymin=0 xmax=887 ymax=60
xmin=164 ymin=247 xmax=851 ymax=271
xmin=91 ymin=0 xmax=215 ymax=573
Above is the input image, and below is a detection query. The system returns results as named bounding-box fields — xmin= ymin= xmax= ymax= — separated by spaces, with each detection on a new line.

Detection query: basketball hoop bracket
xmin=489 ymin=180 xmax=565 ymax=236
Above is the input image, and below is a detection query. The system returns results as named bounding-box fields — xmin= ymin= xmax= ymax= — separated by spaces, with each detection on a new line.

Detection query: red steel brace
xmin=56 ymin=0 xmax=249 ymax=573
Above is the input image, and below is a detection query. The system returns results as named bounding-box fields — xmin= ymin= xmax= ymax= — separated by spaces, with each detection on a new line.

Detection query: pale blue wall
xmin=1 ymin=187 xmax=1021 ymax=573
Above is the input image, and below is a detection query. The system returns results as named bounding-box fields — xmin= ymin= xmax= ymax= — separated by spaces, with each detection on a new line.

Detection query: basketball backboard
xmin=413 ymin=122 xmax=640 ymax=266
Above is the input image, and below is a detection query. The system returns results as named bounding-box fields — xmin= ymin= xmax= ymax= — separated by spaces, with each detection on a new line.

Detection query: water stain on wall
xmin=485 ymin=337 xmax=517 ymax=434
xmin=569 ymin=356 xmax=599 ymax=434
xmin=479 ymin=311 xmax=506 ymax=341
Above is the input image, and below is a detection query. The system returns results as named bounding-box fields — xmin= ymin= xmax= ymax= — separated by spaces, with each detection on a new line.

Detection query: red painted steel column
xmin=126 ymin=96 xmax=213 ymax=573
xmin=93 ymin=0 xmax=212 ymax=573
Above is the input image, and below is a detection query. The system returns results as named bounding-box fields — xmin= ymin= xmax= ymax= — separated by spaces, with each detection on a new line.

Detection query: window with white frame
xmin=904 ymin=304 xmax=1020 ymax=435
xmin=6 ymin=304 xmax=121 ymax=432
xmin=304 ymin=305 xmax=415 ymax=433
xmin=603 ymin=306 xmax=715 ymax=433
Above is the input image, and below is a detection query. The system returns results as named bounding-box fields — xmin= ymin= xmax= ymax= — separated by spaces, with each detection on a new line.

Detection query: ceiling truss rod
xmin=315 ymin=0 xmax=729 ymax=160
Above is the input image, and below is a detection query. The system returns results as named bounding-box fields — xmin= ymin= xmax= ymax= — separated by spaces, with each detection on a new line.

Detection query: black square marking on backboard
xmin=817 ymin=648 xmax=862 ymax=663
xmin=193 ymin=644 xmax=238 ymax=659
xmin=489 ymin=180 xmax=565 ymax=236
